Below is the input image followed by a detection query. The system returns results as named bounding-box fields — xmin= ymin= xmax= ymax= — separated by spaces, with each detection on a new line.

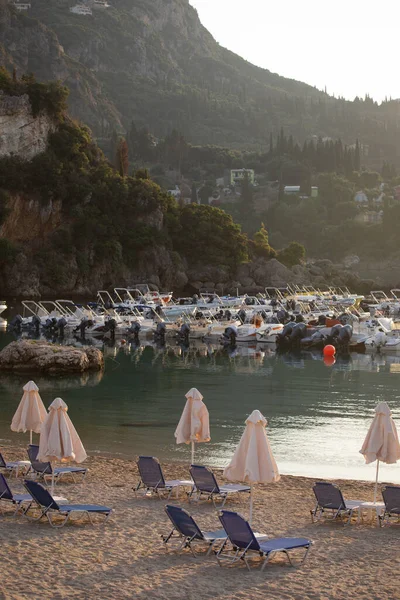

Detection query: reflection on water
xmin=1 ymin=333 xmax=400 ymax=483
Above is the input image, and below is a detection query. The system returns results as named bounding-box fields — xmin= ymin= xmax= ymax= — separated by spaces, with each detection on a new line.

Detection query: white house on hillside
xmin=70 ymin=4 xmax=92 ymax=15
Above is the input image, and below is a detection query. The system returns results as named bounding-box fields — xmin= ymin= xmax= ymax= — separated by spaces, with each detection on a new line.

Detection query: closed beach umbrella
xmin=38 ymin=397 xmax=87 ymax=493
xmin=359 ymin=401 xmax=400 ymax=502
xmin=224 ymin=410 xmax=280 ymax=524
xmin=175 ymin=388 xmax=210 ymax=464
xmin=11 ymin=381 xmax=47 ymax=445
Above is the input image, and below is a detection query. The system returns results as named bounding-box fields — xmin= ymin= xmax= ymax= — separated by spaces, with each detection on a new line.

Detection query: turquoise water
xmin=1 ymin=331 xmax=400 ymax=483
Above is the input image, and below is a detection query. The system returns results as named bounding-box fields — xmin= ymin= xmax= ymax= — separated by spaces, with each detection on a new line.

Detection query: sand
xmin=0 ymin=445 xmax=399 ymax=600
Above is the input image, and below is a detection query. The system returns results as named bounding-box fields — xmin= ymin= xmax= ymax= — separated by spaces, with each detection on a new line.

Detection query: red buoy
xmin=323 ymin=344 xmax=336 ymax=357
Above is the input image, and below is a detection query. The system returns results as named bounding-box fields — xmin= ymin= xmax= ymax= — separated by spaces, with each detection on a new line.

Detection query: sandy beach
xmin=0 ymin=445 xmax=399 ymax=600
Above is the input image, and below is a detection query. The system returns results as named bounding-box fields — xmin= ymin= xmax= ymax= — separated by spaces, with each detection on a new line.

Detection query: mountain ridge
xmin=1 ymin=0 xmax=400 ymax=161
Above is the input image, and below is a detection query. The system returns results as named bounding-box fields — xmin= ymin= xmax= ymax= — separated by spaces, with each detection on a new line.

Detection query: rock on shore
xmin=0 ymin=340 xmax=104 ymax=374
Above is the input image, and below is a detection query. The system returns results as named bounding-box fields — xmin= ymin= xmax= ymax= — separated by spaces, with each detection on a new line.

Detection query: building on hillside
xmin=284 ymin=185 xmax=300 ymax=195
xmin=10 ymin=1 xmax=31 ymax=10
xmin=354 ymin=191 xmax=368 ymax=203
xmin=354 ymin=210 xmax=383 ymax=224
xmin=283 ymin=185 xmax=318 ymax=198
xmin=230 ymin=168 xmax=255 ymax=186
xmin=167 ymin=185 xmax=181 ymax=199
xmin=92 ymin=0 xmax=110 ymax=8
xmin=70 ymin=4 xmax=92 ymax=14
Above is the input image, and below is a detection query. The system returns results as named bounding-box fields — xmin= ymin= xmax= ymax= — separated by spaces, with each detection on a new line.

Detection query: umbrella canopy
xmin=359 ymin=401 xmax=400 ymax=501
xmin=11 ymin=381 xmax=47 ymax=444
xmin=174 ymin=388 xmax=210 ymax=463
xmin=223 ymin=410 xmax=280 ymax=523
xmin=38 ymin=397 xmax=87 ymax=464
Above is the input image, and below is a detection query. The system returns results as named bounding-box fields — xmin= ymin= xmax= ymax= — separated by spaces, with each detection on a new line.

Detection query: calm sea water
xmin=0 ymin=330 xmax=400 ymax=483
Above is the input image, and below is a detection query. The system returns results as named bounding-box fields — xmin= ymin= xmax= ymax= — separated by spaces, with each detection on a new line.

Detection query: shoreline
xmin=1 ymin=442 xmax=399 ymax=488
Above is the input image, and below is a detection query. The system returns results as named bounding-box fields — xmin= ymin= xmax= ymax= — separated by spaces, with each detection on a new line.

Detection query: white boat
xmin=256 ymin=323 xmax=284 ymax=343
xmin=0 ymin=300 xmax=7 ymax=325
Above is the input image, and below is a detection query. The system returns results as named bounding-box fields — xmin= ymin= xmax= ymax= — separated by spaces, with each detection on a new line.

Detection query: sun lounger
xmin=134 ymin=456 xmax=193 ymax=499
xmin=23 ymin=480 xmax=111 ymax=527
xmin=189 ymin=465 xmax=250 ymax=508
xmin=0 ymin=474 xmax=33 ymax=516
xmin=311 ymin=482 xmax=363 ymax=525
xmin=0 ymin=452 xmax=30 ymax=478
xmin=379 ymin=485 xmax=400 ymax=527
xmin=27 ymin=445 xmax=87 ymax=485
xmin=162 ymin=504 xmax=228 ymax=556
xmin=216 ymin=510 xmax=312 ymax=571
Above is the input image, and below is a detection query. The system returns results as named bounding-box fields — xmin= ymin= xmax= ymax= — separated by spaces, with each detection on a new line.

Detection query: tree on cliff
xmin=278 ymin=241 xmax=306 ymax=267
xmin=116 ymin=137 xmax=129 ymax=177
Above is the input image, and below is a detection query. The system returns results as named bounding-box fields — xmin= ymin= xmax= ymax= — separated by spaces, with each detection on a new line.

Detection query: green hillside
xmin=1 ymin=0 xmax=399 ymax=163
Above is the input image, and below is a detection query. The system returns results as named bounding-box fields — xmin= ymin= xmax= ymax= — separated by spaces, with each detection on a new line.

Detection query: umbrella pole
xmin=191 ymin=441 xmax=195 ymax=465
xmin=51 ymin=467 xmax=55 ymax=496
xmin=374 ymin=460 xmax=380 ymax=503
xmin=29 ymin=430 xmax=32 ymax=445
xmin=249 ymin=484 xmax=253 ymax=525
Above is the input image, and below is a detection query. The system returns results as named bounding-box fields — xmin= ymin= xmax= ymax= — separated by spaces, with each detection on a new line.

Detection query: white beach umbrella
xmin=359 ymin=401 xmax=400 ymax=502
xmin=11 ymin=381 xmax=47 ymax=445
xmin=223 ymin=410 xmax=280 ymax=524
xmin=38 ymin=397 xmax=87 ymax=494
xmin=174 ymin=388 xmax=210 ymax=464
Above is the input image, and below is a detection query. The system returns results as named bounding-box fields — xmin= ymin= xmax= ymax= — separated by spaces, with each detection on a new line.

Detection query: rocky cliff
xmin=0 ymin=92 xmax=54 ymax=159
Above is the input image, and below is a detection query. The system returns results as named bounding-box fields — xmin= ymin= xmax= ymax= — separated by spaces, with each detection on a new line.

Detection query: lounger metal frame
xmin=162 ymin=504 xmax=227 ymax=557
xmin=134 ymin=456 xmax=192 ymax=500
xmin=216 ymin=510 xmax=312 ymax=572
xmin=23 ymin=480 xmax=111 ymax=528
xmin=0 ymin=453 xmax=30 ymax=478
xmin=27 ymin=445 xmax=87 ymax=486
xmin=0 ymin=474 xmax=33 ymax=517
xmin=310 ymin=482 xmax=360 ymax=526
xmin=188 ymin=465 xmax=250 ymax=509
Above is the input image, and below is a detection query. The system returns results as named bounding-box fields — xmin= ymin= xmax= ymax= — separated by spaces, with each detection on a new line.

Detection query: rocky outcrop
xmin=0 ymin=194 xmax=62 ymax=242
xmin=0 ymin=340 xmax=104 ymax=374
xmin=0 ymin=92 xmax=55 ymax=159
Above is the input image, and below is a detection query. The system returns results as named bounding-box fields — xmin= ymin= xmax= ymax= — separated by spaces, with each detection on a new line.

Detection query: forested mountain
xmin=1 ymin=0 xmax=400 ymax=164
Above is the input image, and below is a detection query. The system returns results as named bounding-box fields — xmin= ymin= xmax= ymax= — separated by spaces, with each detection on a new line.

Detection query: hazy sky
xmin=190 ymin=0 xmax=399 ymax=103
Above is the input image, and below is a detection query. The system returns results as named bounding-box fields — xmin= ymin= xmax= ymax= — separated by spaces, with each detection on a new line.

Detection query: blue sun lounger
xmin=379 ymin=486 xmax=400 ymax=527
xmin=27 ymin=445 xmax=87 ymax=485
xmin=0 ymin=474 xmax=33 ymax=516
xmin=23 ymin=480 xmax=112 ymax=528
xmin=311 ymin=482 xmax=362 ymax=525
xmin=162 ymin=504 xmax=228 ymax=556
xmin=216 ymin=510 xmax=313 ymax=571
xmin=134 ymin=456 xmax=193 ymax=499
xmin=189 ymin=465 xmax=250 ymax=508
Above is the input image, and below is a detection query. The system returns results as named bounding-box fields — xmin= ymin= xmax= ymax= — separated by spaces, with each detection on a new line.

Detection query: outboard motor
xmin=295 ymin=314 xmax=304 ymax=323
xmin=57 ymin=317 xmax=67 ymax=337
xmin=237 ymin=309 xmax=246 ymax=324
xmin=29 ymin=314 xmax=41 ymax=335
xmin=318 ymin=314 xmax=327 ymax=326
xmin=79 ymin=317 xmax=89 ymax=337
xmin=289 ymin=322 xmax=308 ymax=345
xmin=154 ymin=322 xmax=166 ymax=342
xmin=106 ymin=318 xmax=117 ymax=339
xmin=8 ymin=314 xmax=23 ymax=333
xmin=179 ymin=323 xmax=191 ymax=343
xmin=276 ymin=309 xmax=289 ymax=324
xmin=128 ymin=321 xmax=141 ymax=339
xmin=338 ymin=324 xmax=353 ymax=347
xmin=276 ymin=321 xmax=295 ymax=350
xmin=224 ymin=309 xmax=232 ymax=320
xmin=222 ymin=325 xmax=237 ymax=346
